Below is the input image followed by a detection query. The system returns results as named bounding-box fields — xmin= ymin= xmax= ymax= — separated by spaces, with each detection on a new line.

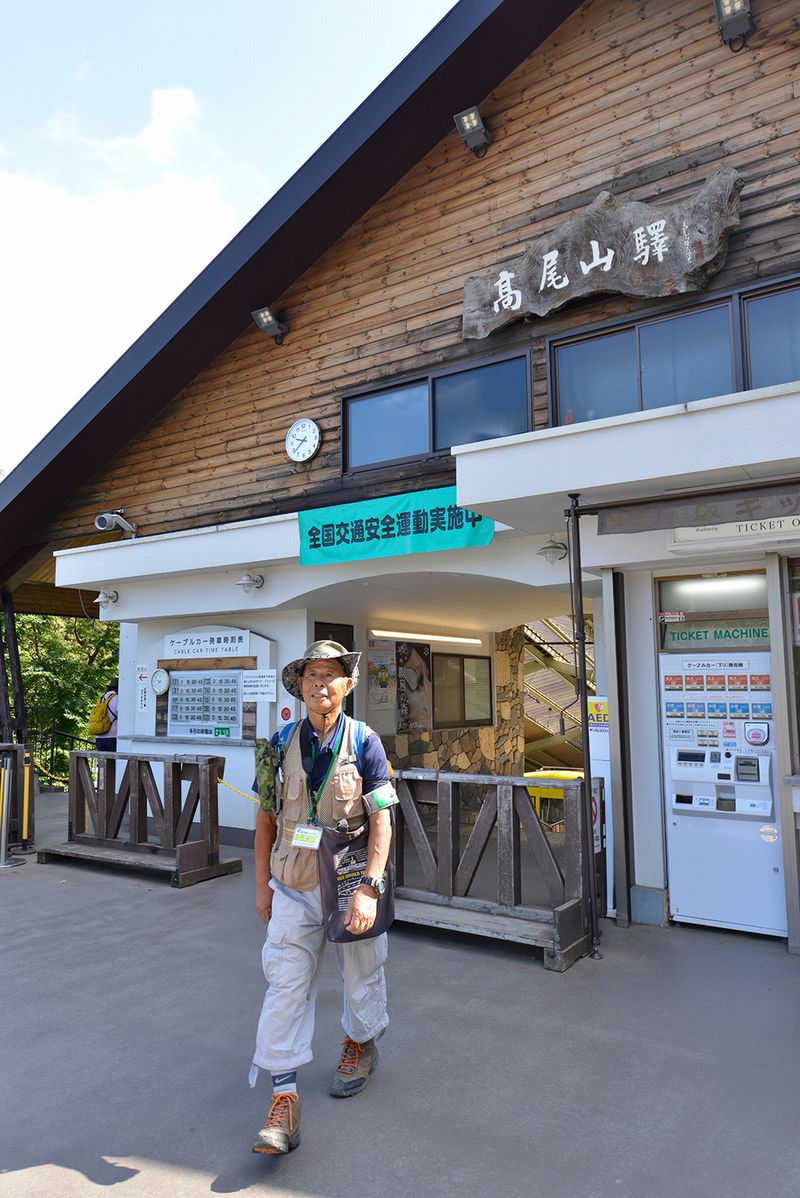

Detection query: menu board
xmin=167 ymin=671 xmax=243 ymax=739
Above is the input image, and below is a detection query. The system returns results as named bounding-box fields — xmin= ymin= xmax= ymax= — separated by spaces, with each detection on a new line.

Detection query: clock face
xmin=285 ymin=418 xmax=321 ymax=463
xmin=151 ymin=668 xmax=171 ymax=696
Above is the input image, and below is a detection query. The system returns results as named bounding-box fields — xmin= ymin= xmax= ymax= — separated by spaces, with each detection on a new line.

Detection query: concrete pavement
xmin=2 ymin=792 xmax=799 ymax=1198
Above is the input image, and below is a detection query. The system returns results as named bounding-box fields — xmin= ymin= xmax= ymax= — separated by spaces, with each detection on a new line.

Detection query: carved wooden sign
xmin=462 ymin=169 xmax=743 ymax=340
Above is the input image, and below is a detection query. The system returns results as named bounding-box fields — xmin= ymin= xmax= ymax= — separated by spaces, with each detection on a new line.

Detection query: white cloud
xmin=0 ymin=83 xmax=266 ymax=478
xmin=0 ymin=164 xmax=245 ymax=477
xmin=46 ymin=86 xmax=201 ymax=171
xmin=122 ymin=87 xmax=200 ymax=165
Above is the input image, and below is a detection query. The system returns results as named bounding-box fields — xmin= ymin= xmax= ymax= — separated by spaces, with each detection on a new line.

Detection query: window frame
xmin=546 ymin=271 xmax=800 ymax=428
xmin=431 ymin=651 xmax=494 ymax=730
xmin=741 ymin=280 xmax=800 ymax=391
xmin=549 ymin=299 xmax=738 ymax=426
xmin=340 ymin=349 xmax=532 ymax=475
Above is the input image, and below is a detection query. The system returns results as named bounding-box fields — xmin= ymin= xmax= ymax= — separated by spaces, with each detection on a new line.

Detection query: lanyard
xmin=305 ymin=717 xmax=345 ymax=825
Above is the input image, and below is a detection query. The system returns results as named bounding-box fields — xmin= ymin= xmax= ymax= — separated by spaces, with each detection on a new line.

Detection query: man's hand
xmin=256 ymin=883 xmax=273 ymax=924
xmin=344 ymin=885 xmax=378 ymax=935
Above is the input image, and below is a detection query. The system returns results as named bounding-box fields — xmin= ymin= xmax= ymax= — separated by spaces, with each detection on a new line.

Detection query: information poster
xmin=396 ymin=641 xmax=432 ymax=732
xmin=241 ymin=670 xmax=277 ymax=703
xmin=167 ymin=671 xmax=243 ymax=739
xmin=367 ymin=639 xmax=397 ymax=708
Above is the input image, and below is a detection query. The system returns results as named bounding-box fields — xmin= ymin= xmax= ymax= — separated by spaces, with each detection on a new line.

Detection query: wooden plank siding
xmin=36 ymin=0 xmax=800 ymax=546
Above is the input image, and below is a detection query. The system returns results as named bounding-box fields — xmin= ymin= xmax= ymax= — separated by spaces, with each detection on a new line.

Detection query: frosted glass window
xmin=433 ymin=653 xmax=492 ymax=728
xmin=464 ymin=657 xmax=492 ymax=721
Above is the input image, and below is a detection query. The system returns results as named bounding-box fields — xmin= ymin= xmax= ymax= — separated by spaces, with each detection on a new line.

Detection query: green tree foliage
xmin=9 ymin=615 xmax=119 ymax=777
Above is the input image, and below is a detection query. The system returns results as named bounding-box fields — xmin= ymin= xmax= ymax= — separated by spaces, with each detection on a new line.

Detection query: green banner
xmin=298 ymin=486 xmax=494 ymax=566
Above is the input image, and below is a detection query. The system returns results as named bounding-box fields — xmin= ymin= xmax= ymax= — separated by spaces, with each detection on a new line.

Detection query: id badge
xmin=291 ymin=824 xmax=323 ymax=850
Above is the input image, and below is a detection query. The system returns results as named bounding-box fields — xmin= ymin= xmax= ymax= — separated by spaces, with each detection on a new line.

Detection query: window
xmin=346 ymin=382 xmax=428 ymax=469
xmin=432 ymin=653 xmax=493 ymax=728
xmin=551 ymin=277 xmax=800 ymax=428
xmin=554 ymin=305 xmax=733 ymax=425
xmin=344 ymin=354 xmax=529 ymax=470
xmin=745 ymin=286 xmax=800 ymax=390
xmin=433 ymin=357 xmax=528 ymax=451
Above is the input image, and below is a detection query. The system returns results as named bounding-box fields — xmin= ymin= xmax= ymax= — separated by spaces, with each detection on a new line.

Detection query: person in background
xmin=94 ymin=677 xmax=118 ymax=751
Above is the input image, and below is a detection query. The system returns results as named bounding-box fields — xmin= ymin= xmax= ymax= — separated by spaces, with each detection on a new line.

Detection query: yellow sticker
xmin=291 ymin=824 xmax=323 ymax=850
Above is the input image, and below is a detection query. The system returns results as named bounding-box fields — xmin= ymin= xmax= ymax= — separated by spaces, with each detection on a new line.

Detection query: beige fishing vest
xmin=270 ymin=718 xmax=369 ymax=891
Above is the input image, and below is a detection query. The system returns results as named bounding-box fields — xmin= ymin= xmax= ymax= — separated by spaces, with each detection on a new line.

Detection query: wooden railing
xmin=37 ymin=751 xmax=241 ymax=887
xmin=393 ymin=770 xmax=595 ymax=971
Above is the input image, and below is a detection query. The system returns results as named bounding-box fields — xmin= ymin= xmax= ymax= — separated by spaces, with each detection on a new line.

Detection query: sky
xmin=0 ymin=0 xmax=457 ymax=479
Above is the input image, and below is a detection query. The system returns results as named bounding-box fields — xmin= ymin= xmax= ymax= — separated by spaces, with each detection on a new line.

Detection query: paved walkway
xmin=2 ymin=794 xmax=799 ymax=1198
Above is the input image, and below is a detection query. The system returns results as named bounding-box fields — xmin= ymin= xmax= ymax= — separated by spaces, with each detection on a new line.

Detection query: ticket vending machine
xmin=659 ymin=649 xmax=787 ymax=936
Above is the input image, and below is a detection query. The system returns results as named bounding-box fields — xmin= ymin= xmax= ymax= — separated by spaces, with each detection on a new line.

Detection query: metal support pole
xmin=566 ymin=494 xmax=601 ymax=959
xmin=0 ymin=752 xmax=24 ymax=870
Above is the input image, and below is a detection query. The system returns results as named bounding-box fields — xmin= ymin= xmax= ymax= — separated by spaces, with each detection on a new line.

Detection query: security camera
xmin=94 ymin=509 xmax=137 ymax=536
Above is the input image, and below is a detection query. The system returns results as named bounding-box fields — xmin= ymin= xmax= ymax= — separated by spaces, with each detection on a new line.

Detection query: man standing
xmin=250 ymin=640 xmax=397 ymax=1155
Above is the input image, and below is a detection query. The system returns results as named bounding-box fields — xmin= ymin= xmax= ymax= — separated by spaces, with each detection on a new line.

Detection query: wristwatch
xmin=361 ymin=875 xmax=386 ymax=897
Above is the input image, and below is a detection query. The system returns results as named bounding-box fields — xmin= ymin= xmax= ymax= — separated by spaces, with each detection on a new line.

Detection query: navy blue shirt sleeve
xmin=361 ymin=729 xmax=391 ymax=791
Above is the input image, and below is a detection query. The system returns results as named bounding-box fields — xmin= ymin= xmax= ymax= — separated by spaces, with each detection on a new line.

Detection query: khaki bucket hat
xmin=282 ymin=639 xmax=361 ymax=700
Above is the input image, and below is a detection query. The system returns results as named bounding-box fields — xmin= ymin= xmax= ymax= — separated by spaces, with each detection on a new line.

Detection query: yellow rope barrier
xmin=219 ymin=777 xmax=258 ymax=803
xmin=32 ymin=757 xmax=71 ymax=785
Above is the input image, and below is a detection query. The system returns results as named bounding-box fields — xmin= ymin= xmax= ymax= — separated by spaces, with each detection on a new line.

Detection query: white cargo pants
xmin=250 ymin=878 xmax=389 ymax=1081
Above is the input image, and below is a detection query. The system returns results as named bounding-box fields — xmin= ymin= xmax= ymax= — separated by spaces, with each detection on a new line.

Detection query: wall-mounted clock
xmin=151 ymin=668 xmax=171 ymax=695
xmin=285 ymin=417 xmax=321 ymax=463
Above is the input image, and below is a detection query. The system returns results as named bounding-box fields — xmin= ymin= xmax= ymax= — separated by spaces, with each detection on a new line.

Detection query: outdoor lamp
xmin=251 ymin=306 xmax=288 ymax=345
xmin=537 ymin=538 xmax=568 ymax=566
xmin=94 ymin=590 xmax=119 ymax=608
xmin=713 ymin=0 xmax=754 ymax=47
xmin=453 ymin=106 xmax=492 ymax=157
xmin=235 ymin=573 xmax=264 ymax=593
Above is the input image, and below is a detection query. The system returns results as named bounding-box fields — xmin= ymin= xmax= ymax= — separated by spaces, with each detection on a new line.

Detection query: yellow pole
xmin=23 ymin=761 xmax=31 ymax=844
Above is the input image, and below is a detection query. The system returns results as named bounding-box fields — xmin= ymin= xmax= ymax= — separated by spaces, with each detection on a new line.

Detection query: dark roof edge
xmin=0 ymin=0 xmax=505 ymax=514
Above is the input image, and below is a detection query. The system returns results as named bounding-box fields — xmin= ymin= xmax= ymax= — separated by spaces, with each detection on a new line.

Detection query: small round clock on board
xmin=151 ymin=668 xmax=171 ymax=696
xmin=285 ymin=417 xmax=321 ymax=463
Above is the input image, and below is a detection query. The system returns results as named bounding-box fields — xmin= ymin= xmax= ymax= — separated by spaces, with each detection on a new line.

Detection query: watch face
xmin=151 ymin=668 xmax=170 ymax=695
xmin=285 ymin=418 xmax=320 ymax=462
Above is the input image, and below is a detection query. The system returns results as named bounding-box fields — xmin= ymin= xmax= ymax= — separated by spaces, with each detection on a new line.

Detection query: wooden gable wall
xmin=38 ymin=0 xmax=800 ymax=546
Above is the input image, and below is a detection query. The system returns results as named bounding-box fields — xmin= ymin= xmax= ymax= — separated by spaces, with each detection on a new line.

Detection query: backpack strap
xmin=277 ymin=721 xmax=296 ymax=748
xmin=353 ymin=719 xmax=366 ymax=774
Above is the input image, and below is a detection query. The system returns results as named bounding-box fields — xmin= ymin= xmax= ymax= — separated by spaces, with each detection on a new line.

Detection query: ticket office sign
xmin=167 ymin=670 xmax=243 ymax=739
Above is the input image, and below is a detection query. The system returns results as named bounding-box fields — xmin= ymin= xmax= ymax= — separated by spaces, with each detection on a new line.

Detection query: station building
xmin=1 ymin=0 xmax=799 ymax=948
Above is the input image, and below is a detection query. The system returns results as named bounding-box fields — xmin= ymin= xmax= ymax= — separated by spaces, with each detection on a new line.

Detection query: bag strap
xmin=353 ymin=719 xmax=366 ymax=774
xmin=277 ymin=721 xmax=296 ymax=748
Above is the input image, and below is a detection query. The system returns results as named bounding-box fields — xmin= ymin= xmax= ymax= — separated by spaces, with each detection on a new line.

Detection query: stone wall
xmin=382 ymin=626 xmax=525 ymax=776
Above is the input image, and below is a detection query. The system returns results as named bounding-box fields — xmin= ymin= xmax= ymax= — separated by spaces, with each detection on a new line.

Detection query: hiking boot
xmin=252 ymin=1092 xmax=301 ymax=1154
xmin=330 ymin=1036 xmax=378 ymax=1097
